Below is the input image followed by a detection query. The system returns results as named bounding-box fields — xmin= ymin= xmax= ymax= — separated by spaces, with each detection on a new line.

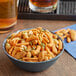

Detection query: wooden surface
xmin=0 ymin=20 xmax=76 ymax=76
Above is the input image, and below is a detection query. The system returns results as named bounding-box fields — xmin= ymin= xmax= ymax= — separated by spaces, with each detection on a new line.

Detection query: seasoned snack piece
xmin=26 ymin=52 xmax=32 ymax=58
xmin=58 ymin=39 xmax=62 ymax=50
xmin=55 ymin=29 xmax=76 ymax=43
xmin=31 ymin=45 xmax=41 ymax=56
xmin=5 ymin=43 xmax=11 ymax=51
xmin=5 ymin=27 xmax=63 ymax=62
xmin=15 ymin=51 xmax=26 ymax=59
xmin=8 ymin=46 xmax=14 ymax=54
xmin=52 ymin=45 xmax=57 ymax=54
xmin=69 ymin=30 xmax=76 ymax=41
xmin=67 ymin=37 xmax=71 ymax=43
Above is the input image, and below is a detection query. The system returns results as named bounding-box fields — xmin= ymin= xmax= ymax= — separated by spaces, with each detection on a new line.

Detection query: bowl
xmin=3 ymin=28 xmax=64 ymax=72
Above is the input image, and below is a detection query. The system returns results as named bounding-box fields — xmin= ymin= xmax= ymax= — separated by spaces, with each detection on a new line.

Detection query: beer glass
xmin=0 ymin=0 xmax=17 ymax=33
xmin=29 ymin=0 xmax=58 ymax=13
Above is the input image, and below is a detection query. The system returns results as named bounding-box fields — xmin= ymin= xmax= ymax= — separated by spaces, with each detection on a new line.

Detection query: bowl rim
xmin=3 ymin=28 xmax=64 ymax=64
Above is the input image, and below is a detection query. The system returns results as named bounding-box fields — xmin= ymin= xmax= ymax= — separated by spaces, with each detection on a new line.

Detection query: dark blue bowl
xmin=3 ymin=28 xmax=64 ymax=72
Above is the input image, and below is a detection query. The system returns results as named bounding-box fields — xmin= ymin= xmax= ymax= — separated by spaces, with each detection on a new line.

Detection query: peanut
xmin=67 ymin=37 xmax=71 ymax=43
xmin=69 ymin=30 xmax=76 ymax=41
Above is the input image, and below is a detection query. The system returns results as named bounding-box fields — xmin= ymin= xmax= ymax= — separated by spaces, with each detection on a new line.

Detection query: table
xmin=0 ymin=20 xmax=76 ymax=76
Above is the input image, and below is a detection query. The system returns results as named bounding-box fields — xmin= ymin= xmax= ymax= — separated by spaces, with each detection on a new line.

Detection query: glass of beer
xmin=29 ymin=0 xmax=58 ymax=13
xmin=0 ymin=0 xmax=17 ymax=33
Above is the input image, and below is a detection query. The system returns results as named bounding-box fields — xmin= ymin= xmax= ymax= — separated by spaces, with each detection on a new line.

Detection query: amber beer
xmin=0 ymin=0 xmax=17 ymax=33
xmin=29 ymin=0 xmax=58 ymax=13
